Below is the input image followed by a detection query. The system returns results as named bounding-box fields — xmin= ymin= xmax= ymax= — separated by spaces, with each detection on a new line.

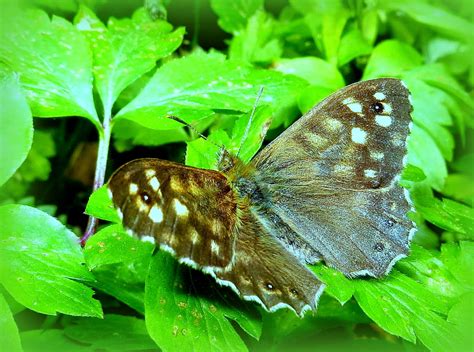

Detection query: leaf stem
xmin=80 ymin=110 xmax=112 ymax=246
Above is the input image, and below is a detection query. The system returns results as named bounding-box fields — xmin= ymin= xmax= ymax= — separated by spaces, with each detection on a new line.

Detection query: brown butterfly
xmin=107 ymin=78 xmax=415 ymax=316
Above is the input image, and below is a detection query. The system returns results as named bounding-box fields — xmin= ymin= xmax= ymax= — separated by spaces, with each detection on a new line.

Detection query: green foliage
xmin=0 ymin=0 xmax=473 ymax=351
xmin=0 ymin=205 xmax=102 ymax=317
xmin=0 ymin=70 xmax=33 ymax=187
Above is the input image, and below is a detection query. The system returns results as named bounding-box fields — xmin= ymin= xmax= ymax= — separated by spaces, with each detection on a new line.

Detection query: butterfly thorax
xmin=217 ymin=149 xmax=263 ymax=203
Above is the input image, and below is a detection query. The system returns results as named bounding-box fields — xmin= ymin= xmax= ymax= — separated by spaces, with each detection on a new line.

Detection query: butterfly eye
xmin=140 ymin=191 xmax=152 ymax=204
xmin=372 ymin=102 xmax=384 ymax=113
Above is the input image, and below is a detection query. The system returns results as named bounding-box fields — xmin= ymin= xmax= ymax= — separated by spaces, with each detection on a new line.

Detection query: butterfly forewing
xmin=108 ymin=158 xmax=238 ymax=270
xmin=251 ymin=78 xmax=414 ymax=277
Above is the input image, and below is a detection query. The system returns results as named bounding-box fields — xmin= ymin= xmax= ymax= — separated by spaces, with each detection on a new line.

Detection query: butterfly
xmin=107 ymin=78 xmax=415 ymax=316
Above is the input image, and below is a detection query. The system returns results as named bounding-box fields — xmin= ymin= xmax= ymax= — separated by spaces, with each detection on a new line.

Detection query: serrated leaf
xmin=64 ymin=314 xmax=158 ymax=351
xmin=0 ymin=291 xmax=22 ymax=352
xmin=145 ymin=252 xmax=261 ymax=351
xmin=0 ymin=69 xmax=33 ymax=187
xmin=0 ymin=8 xmax=99 ymax=128
xmin=0 ymin=204 xmax=102 ymax=317
xmin=75 ymin=6 xmax=184 ymax=112
xmin=84 ymin=224 xmax=154 ymax=270
xmin=115 ymin=51 xmax=306 ymax=130
xmin=210 ymin=0 xmax=264 ymax=33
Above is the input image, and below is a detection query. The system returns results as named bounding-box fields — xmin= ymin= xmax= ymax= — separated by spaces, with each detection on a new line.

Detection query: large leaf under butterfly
xmin=107 ymin=78 xmax=415 ymax=316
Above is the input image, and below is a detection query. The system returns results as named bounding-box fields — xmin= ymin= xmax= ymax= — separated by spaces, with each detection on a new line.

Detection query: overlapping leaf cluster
xmin=0 ymin=0 xmax=472 ymax=351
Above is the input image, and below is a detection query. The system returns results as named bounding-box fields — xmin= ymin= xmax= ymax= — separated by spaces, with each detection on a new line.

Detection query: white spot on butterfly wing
xmin=179 ymin=257 xmax=198 ymax=269
xmin=149 ymin=177 xmax=160 ymax=192
xmin=211 ymin=240 xmax=220 ymax=255
xmin=174 ymin=199 xmax=188 ymax=216
xmin=351 ymin=127 xmax=367 ymax=144
xmin=145 ymin=169 xmax=156 ymax=178
xmin=382 ymin=102 xmax=392 ymax=114
xmin=375 ymin=115 xmax=392 ymax=127
xmin=149 ymin=205 xmax=163 ymax=223
xmin=374 ymin=92 xmax=386 ymax=100
xmin=141 ymin=235 xmax=155 ymax=244
xmin=190 ymin=229 xmax=200 ymax=244
xmin=129 ymin=183 xmax=138 ymax=195
xmin=364 ymin=169 xmax=378 ymax=178
xmin=370 ymin=151 xmax=384 ymax=161
xmin=346 ymin=102 xmax=362 ymax=113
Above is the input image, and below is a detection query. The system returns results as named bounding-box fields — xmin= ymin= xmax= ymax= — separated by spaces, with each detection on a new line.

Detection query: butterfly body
xmin=107 ymin=78 xmax=415 ymax=316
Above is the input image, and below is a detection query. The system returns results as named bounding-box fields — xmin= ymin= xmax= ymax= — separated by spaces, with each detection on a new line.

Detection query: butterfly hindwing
xmin=108 ymin=158 xmax=238 ymax=270
xmin=251 ymin=78 xmax=414 ymax=277
xmin=213 ymin=208 xmax=325 ymax=316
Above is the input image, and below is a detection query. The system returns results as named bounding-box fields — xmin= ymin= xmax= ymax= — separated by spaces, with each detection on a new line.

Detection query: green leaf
xmin=0 ymin=70 xmax=33 ymax=187
xmin=112 ymin=119 xmax=189 ymax=152
xmin=443 ymin=173 xmax=474 ymax=206
xmin=0 ymin=291 xmax=22 ymax=352
xmin=75 ymin=6 xmax=184 ymax=113
xmin=338 ymin=29 xmax=373 ymax=66
xmin=90 ymin=266 xmax=147 ymax=314
xmin=313 ymin=243 xmax=470 ymax=352
xmin=84 ymin=224 xmax=154 ymax=314
xmin=404 ymin=78 xmax=453 ymax=160
xmin=84 ymin=225 xmax=154 ymax=270
xmin=275 ymin=57 xmax=345 ymax=88
xmin=400 ymin=164 xmax=426 ymax=184
xmin=414 ymin=194 xmax=474 ymax=238
xmin=297 ymin=86 xmax=334 ymax=113
xmin=381 ymin=0 xmax=474 ymax=42
xmin=85 ymin=185 xmax=121 ymax=223
xmin=0 ymin=8 xmax=99 ymax=128
xmin=229 ymin=11 xmax=282 ymax=65
xmin=274 ymin=57 xmax=344 ymax=112
xmin=448 ymin=292 xmax=474 ymax=351
xmin=229 ymin=106 xmax=272 ymax=163
xmin=115 ymin=51 xmax=306 ymax=130
xmin=407 ymin=124 xmax=447 ymax=191
xmin=363 ymin=40 xmax=423 ymax=79
xmin=310 ymin=265 xmax=354 ymax=304
xmin=145 ymin=252 xmax=261 ymax=351
xmin=440 ymin=242 xmax=474 ymax=291
xmin=64 ymin=315 xmax=158 ymax=351
xmin=210 ymin=0 xmax=264 ymax=33
xmin=0 ymin=204 xmax=102 ymax=317
xmin=185 ymin=130 xmax=230 ymax=169
xmin=21 ymin=329 xmax=90 ymax=352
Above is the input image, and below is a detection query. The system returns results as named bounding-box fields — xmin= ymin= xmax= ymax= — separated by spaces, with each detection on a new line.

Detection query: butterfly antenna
xmin=237 ymin=86 xmax=264 ymax=158
xmin=167 ymin=115 xmax=220 ymax=148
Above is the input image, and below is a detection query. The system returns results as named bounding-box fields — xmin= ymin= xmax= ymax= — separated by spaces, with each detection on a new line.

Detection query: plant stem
xmin=80 ymin=109 xmax=112 ymax=246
